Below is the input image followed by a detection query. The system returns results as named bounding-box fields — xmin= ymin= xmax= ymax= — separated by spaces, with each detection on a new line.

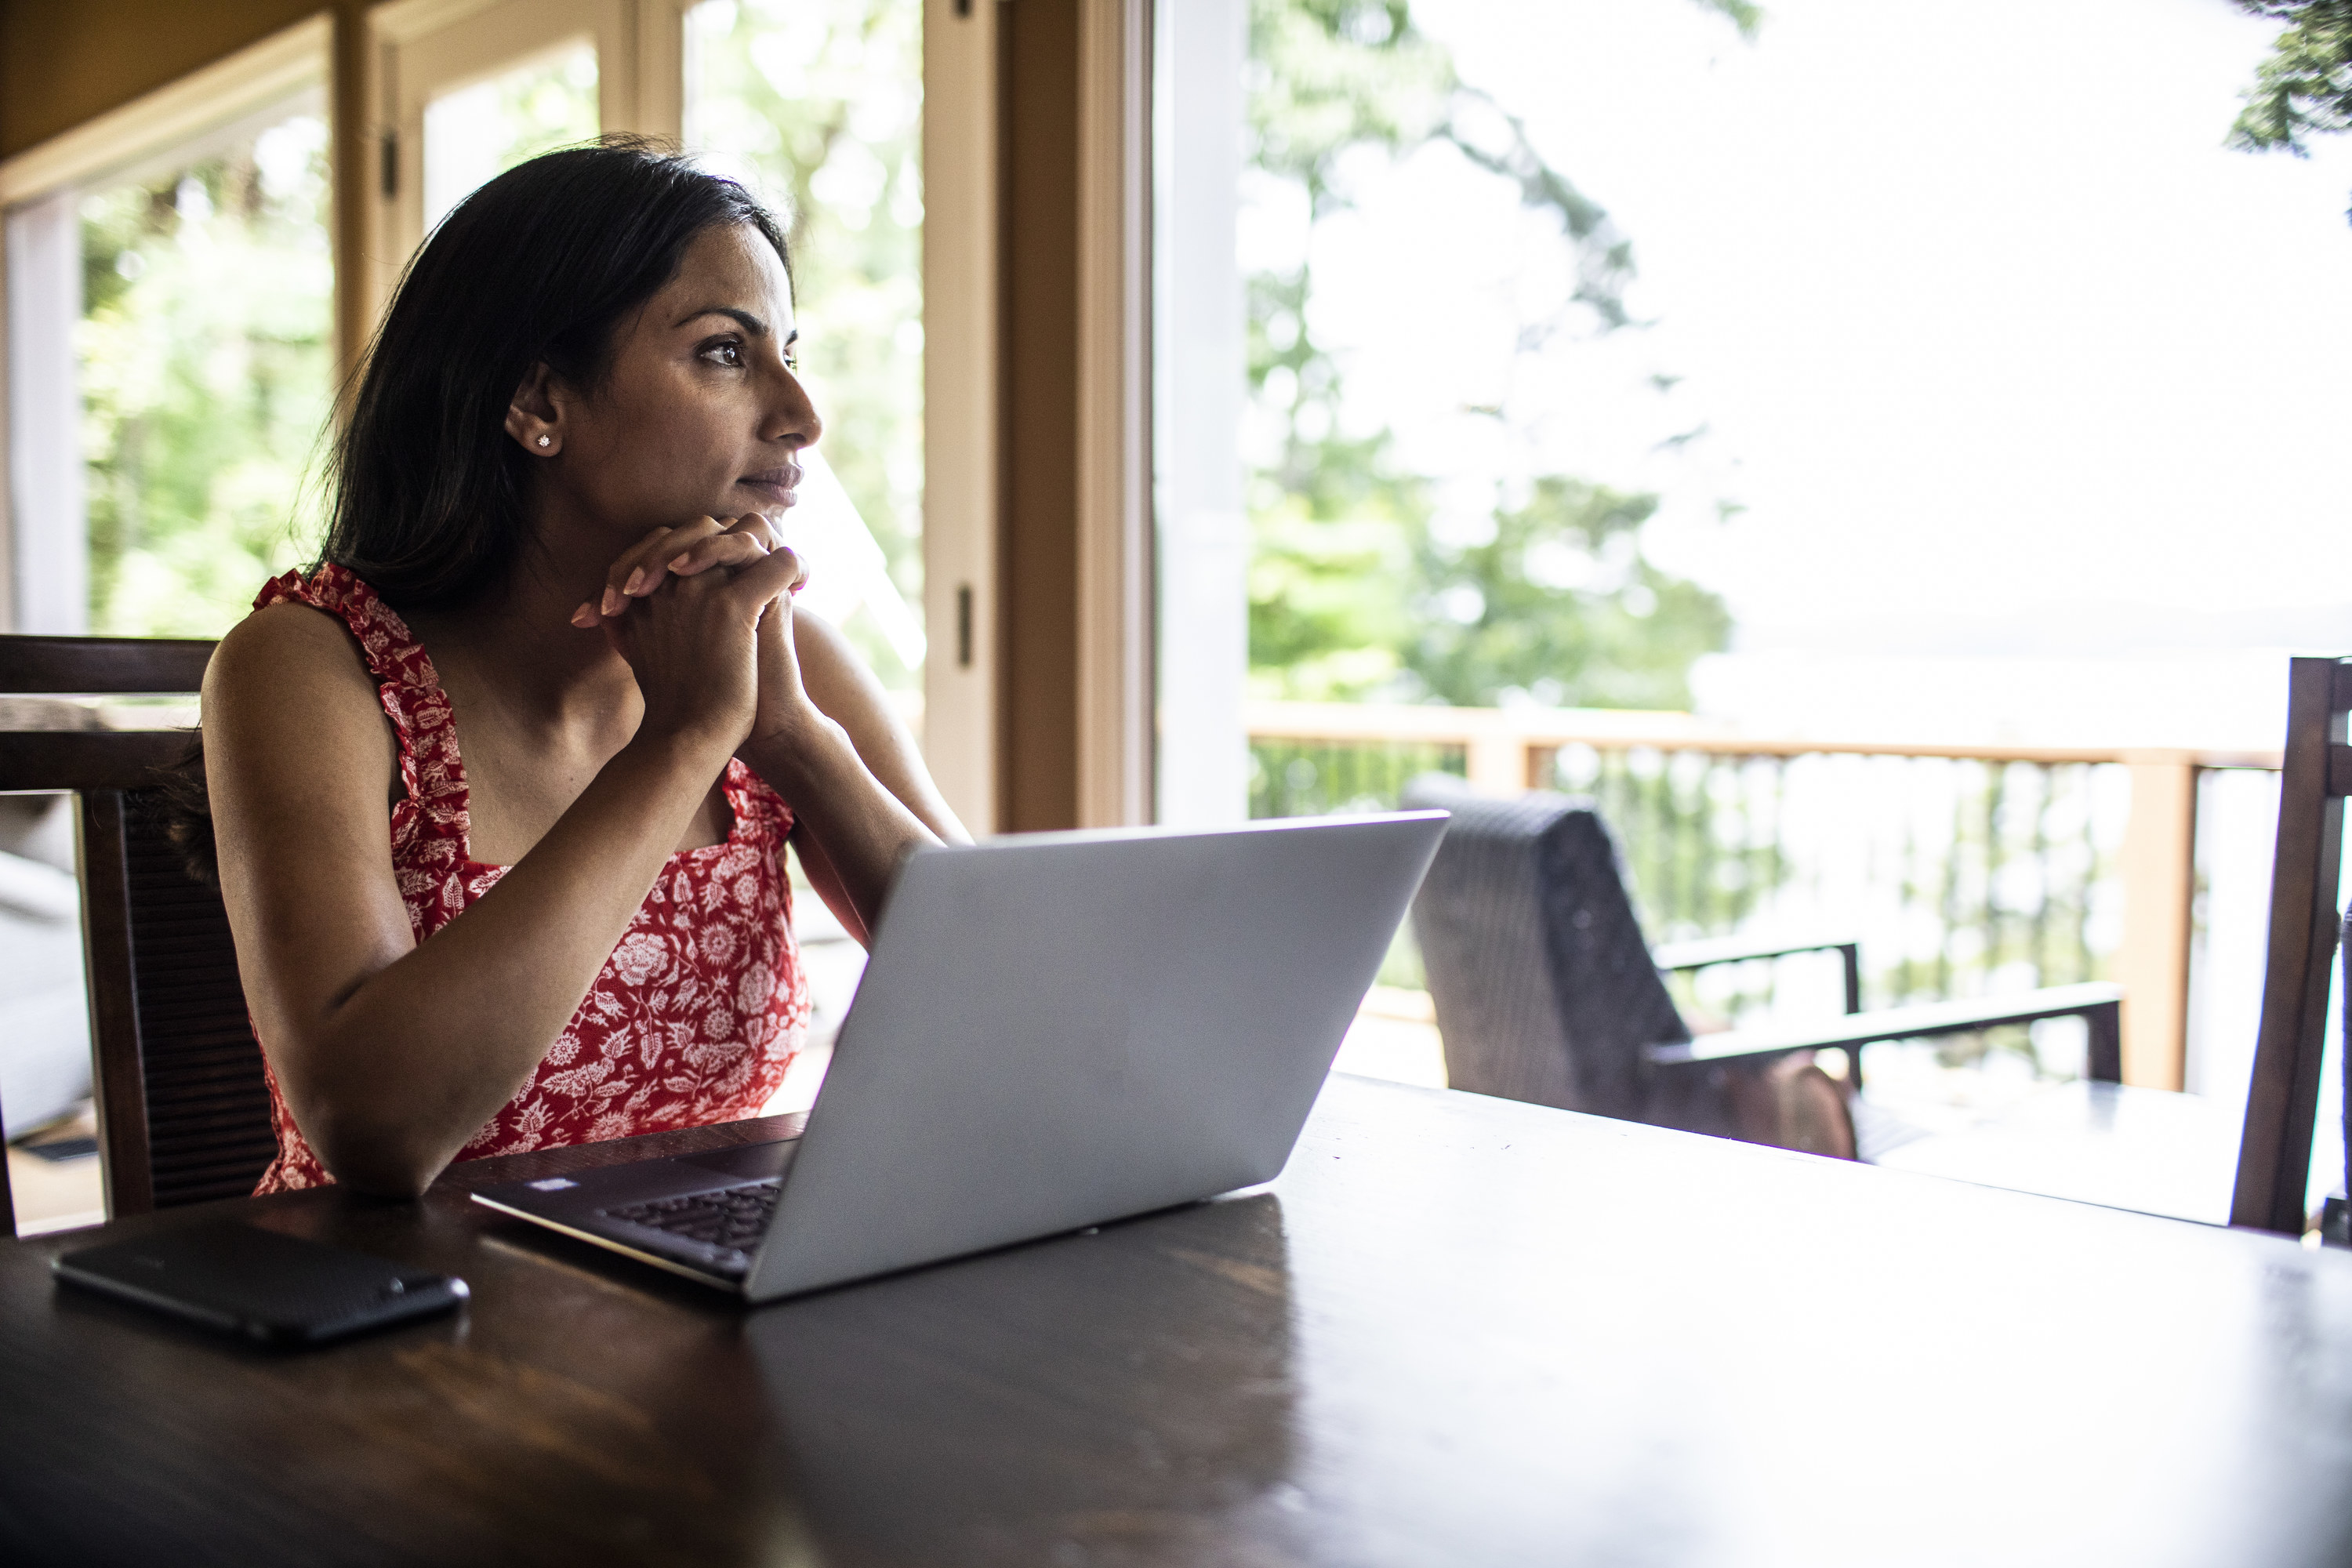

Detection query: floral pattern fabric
xmin=248 ymin=565 xmax=808 ymax=1193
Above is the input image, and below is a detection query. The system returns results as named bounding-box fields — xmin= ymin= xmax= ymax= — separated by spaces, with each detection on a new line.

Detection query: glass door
xmin=419 ymin=40 xmax=599 ymax=234
xmin=682 ymin=0 xmax=927 ymax=714
xmin=368 ymin=0 xmax=647 ymax=322
xmin=681 ymin=0 xmax=927 ymax=1113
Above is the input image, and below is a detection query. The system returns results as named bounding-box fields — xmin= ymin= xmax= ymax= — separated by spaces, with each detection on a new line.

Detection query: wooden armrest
xmin=1645 ymin=982 xmax=2125 ymax=1078
xmin=0 ymin=634 xmax=212 ymax=696
xmin=0 ymin=730 xmax=191 ymax=792
xmin=1653 ymin=934 xmax=1860 ymax=973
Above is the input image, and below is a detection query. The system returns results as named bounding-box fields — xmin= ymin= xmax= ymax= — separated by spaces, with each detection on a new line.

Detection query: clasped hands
xmin=568 ymin=513 xmax=818 ymax=758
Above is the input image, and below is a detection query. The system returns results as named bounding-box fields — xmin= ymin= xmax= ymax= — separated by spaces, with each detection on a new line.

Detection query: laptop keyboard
xmin=601 ymin=1179 xmax=782 ymax=1261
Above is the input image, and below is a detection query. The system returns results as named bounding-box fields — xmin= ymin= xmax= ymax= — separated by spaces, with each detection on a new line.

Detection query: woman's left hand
xmin=579 ymin=509 xmax=956 ymax=942
xmin=743 ymin=581 xmax=827 ymax=760
xmin=684 ymin=514 xmax=826 ymax=755
xmin=575 ymin=511 xmax=826 ymax=756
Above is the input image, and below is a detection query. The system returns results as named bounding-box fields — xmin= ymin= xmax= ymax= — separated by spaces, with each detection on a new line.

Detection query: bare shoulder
xmin=205 ymin=599 xmax=379 ymax=709
xmin=203 ymin=599 xmax=395 ymax=797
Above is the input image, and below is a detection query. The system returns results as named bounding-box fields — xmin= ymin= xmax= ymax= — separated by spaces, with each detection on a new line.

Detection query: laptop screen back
xmin=744 ymin=812 xmax=1446 ymax=1301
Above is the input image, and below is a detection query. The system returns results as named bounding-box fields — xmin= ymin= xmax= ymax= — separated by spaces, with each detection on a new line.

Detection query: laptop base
xmin=471 ymin=1137 xmax=803 ymax=1293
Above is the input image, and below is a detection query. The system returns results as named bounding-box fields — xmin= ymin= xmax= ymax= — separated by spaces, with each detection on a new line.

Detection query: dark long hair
xmin=321 ymin=136 xmax=790 ymax=609
xmin=169 ymin=140 xmax=789 ymax=884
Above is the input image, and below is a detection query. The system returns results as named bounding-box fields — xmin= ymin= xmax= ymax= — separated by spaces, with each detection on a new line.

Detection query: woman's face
xmin=528 ymin=221 xmax=819 ymax=558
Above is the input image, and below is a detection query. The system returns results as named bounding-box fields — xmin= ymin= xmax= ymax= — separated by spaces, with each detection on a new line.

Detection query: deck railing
xmin=1246 ymin=701 xmax=2283 ymax=1090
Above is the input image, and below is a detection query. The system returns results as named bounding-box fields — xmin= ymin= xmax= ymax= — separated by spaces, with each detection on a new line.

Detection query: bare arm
xmin=208 ymin=554 xmax=796 ymax=1197
xmin=608 ymin=516 xmax=968 ymax=945
xmin=779 ymin=608 xmax=968 ymax=943
xmin=793 ymin=606 xmax=968 ymax=847
xmin=735 ymin=601 xmax=951 ymax=944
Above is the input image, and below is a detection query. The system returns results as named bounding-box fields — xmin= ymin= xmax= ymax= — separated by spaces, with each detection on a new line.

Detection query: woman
xmin=201 ymin=141 xmax=963 ymax=1199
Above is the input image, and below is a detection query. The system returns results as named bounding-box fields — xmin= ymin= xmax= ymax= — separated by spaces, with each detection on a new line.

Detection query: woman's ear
xmin=506 ymin=362 xmax=565 ymax=456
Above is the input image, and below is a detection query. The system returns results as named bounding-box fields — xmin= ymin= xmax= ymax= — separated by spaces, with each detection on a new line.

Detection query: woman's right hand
xmin=571 ymin=517 xmax=808 ymax=751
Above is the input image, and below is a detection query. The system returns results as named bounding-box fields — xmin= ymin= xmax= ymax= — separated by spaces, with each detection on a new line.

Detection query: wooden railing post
xmin=1242 ymin=703 xmax=2277 ymax=1093
xmin=2116 ymin=756 xmax=2198 ymax=1091
xmin=1465 ymin=714 xmax=1534 ymax=793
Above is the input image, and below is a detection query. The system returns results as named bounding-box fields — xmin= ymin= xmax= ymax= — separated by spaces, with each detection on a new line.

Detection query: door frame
xmin=921 ymin=0 xmax=1001 ymax=836
xmin=362 ymin=0 xmax=687 ymax=332
xmin=1074 ymin=0 xmax=1153 ymax=829
xmin=996 ymin=0 xmax=1152 ymax=832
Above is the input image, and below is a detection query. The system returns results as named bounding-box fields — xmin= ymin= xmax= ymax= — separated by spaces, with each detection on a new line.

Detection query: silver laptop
xmin=471 ymin=811 xmax=1447 ymax=1302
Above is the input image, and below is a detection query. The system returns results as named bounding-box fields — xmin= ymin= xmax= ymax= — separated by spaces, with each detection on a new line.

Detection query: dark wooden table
xmin=5 ymin=1073 xmax=2351 ymax=1566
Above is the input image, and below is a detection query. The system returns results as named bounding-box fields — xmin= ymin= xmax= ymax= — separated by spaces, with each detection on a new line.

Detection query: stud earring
xmin=536 ymin=435 xmax=551 ymax=448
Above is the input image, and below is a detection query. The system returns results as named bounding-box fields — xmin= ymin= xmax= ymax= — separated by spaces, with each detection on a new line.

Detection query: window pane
xmin=77 ymin=98 xmax=333 ymax=637
xmin=423 ymin=43 xmax=600 ymax=235
xmin=685 ymin=0 xmax=926 ymax=702
xmin=1163 ymin=0 xmax=2352 ymax=1152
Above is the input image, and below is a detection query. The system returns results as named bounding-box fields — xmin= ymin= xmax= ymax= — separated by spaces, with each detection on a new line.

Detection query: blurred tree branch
xmin=1243 ymin=0 xmax=1743 ymax=710
xmin=2230 ymin=2 xmax=2352 ymax=191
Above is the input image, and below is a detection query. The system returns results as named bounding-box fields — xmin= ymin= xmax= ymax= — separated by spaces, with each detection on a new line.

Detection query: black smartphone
xmin=53 ymin=1221 xmax=468 ymax=1347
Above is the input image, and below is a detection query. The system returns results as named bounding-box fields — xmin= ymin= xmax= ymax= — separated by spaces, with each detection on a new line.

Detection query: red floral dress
xmin=249 ymin=565 xmax=809 ymax=1193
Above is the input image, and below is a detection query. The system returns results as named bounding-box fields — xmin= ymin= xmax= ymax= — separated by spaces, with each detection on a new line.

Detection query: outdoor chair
xmin=1408 ymin=644 xmax=2352 ymax=1235
xmin=0 ymin=634 xmax=273 ymax=1237
xmin=1399 ymin=772 xmax=2127 ymax=1163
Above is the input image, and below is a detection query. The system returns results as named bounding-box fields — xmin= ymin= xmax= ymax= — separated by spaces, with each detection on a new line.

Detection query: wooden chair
xmin=1889 ymin=658 xmax=2352 ymax=1232
xmin=0 ymin=635 xmax=274 ymax=1237
xmin=2230 ymin=655 xmax=2352 ymax=1234
xmin=1399 ymin=775 xmax=2125 ymax=1160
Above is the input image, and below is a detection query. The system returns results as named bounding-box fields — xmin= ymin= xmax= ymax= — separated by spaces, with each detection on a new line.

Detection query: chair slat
xmin=76 ymin=786 xmax=276 ymax=1216
xmin=122 ymin=793 xmax=274 ymax=1210
xmin=0 ymin=636 xmax=212 ymax=695
xmin=2231 ymin=655 xmax=2352 ymax=1232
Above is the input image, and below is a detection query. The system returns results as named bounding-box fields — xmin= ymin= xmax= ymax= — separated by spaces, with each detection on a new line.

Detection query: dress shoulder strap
xmin=253 ymin=564 xmax=437 ymax=692
xmin=252 ymin=565 xmax=472 ymax=846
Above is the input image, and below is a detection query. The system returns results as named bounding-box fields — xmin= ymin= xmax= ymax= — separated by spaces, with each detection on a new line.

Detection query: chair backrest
xmin=2230 ymin=655 xmax=2352 ymax=1233
xmin=0 ymin=636 xmax=275 ymax=1229
xmin=1399 ymin=775 xmax=1691 ymax=1123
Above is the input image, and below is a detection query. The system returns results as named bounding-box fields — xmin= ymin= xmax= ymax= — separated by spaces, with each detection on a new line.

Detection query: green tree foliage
xmin=1407 ymin=477 xmax=1733 ymax=710
xmin=79 ymin=114 xmax=333 ymax=637
xmin=79 ymin=52 xmax=587 ymax=641
xmin=1244 ymin=0 xmax=1742 ymax=710
xmin=1247 ymin=429 xmax=1425 ymax=699
xmin=2230 ymin=1 xmax=2352 ymax=160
